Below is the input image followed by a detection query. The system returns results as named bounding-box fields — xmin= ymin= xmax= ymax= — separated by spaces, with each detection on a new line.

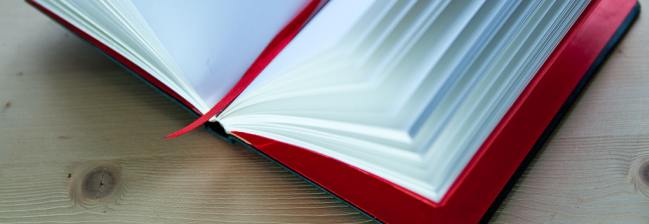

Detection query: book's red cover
xmin=231 ymin=0 xmax=638 ymax=223
xmin=30 ymin=0 xmax=638 ymax=223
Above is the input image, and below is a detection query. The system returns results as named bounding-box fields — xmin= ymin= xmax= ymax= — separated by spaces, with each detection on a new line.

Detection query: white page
xmin=131 ymin=0 xmax=310 ymax=110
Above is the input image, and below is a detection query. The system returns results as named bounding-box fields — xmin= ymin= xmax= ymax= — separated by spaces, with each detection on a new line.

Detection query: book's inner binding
xmin=36 ymin=0 xmax=311 ymax=113
xmin=216 ymin=0 xmax=590 ymax=202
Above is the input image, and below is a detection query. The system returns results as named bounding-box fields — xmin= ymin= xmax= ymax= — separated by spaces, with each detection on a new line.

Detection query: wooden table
xmin=1 ymin=1 xmax=647 ymax=223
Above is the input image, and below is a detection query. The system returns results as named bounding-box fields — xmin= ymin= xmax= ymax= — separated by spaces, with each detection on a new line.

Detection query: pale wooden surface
xmin=0 ymin=1 xmax=647 ymax=223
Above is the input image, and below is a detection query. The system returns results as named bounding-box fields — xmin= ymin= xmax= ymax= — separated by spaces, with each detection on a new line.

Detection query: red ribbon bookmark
xmin=166 ymin=0 xmax=323 ymax=139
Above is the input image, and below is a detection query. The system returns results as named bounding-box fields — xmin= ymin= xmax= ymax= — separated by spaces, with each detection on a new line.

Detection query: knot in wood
xmin=82 ymin=166 xmax=117 ymax=199
xmin=628 ymin=156 xmax=649 ymax=198
xmin=68 ymin=162 xmax=122 ymax=206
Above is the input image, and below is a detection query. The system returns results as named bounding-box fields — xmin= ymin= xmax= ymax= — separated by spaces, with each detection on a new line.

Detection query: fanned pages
xmin=217 ymin=0 xmax=590 ymax=201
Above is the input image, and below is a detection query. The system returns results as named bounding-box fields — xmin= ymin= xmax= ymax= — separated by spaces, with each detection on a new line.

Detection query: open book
xmin=30 ymin=0 xmax=640 ymax=222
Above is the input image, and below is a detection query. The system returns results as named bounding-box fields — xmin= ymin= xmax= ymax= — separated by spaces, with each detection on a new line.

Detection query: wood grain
xmin=0 ymin=0 xmax=647 ymax=223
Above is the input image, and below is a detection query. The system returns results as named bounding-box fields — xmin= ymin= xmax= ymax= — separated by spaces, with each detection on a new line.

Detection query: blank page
xmin=131 ymin=0 xmax=310 ymax=109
